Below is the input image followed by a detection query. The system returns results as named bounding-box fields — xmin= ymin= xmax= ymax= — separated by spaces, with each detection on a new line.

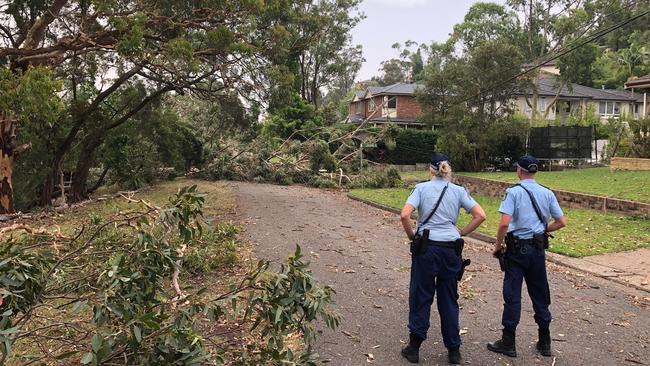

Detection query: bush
xmin=183 ymin=222 xmax=240 ymax=274
xmin=307 ymin=175 xmax=338 ymax=188
xmin=261 ymin=94 xmax=324 ymax=140
xmin=350 ymin=166 xmax=403 ymax=188
xmin=310 ymin=139 xmax=338 ymax=172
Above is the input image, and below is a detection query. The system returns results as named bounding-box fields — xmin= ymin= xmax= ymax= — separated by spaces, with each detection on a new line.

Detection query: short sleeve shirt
xmin=406 ymin=178 xmax=478 ymax=242
xmin=498 ymin=179 xmax=564 ymax=239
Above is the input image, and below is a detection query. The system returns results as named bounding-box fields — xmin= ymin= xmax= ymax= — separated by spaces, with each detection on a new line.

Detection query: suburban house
xmin=625 ymin=74 xmax=650 ymax=117
xmin=348 ymin=83 xmax=424 ymax=128
xmin=513 ymin=77 xmax=646 ymax=123
xmin=348 ymin=77 xmax=647 ymax=127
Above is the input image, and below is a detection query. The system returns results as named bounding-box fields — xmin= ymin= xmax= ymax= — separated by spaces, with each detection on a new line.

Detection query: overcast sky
xmin=352 ymin=0 xmax=506 ymax=81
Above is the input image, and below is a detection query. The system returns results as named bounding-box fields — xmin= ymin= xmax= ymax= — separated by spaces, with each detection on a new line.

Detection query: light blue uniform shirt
xmin=406 ymin=178 xmax=478 ymax=242
xmin=499 ymin=179 xmax=564 ymax=239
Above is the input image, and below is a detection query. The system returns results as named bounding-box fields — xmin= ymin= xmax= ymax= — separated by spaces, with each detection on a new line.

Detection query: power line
xmin=451 ymin=7 xmax=650 ymax=106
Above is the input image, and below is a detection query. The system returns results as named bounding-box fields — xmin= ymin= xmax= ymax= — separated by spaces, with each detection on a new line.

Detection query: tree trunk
xmin=0 ymin=118 xmax=17 ymax=214
xmin=0 ymin=116 xmax=30 ymax=214
xmin=70 ymin=134 xmax=102 ymax=203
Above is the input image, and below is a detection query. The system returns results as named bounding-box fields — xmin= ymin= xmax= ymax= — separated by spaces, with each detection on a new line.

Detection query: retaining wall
xmin=611 ymin=157 xmax=650 ymax=171
xmin=453 ymin=175 xmax=650 ymax=217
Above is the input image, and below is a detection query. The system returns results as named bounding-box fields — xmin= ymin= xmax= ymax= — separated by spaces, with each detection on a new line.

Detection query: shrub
xmin=375 ymin=129 xmax=439 ymax=165
xmin=307 ymin=175 xmax=338 ymax=188
xmin=350 ymin=166 xmax=403 ymax=188
xmin=183 ymin=222 xmax=240 ymax=274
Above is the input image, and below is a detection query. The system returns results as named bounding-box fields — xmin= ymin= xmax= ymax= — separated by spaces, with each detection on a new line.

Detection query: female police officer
xmin=399 ymin=153 xmax=486 ymax=364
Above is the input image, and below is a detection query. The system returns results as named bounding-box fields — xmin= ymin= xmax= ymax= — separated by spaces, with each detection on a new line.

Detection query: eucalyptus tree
xmin=0 ymin=0 xmax=301 ymax=211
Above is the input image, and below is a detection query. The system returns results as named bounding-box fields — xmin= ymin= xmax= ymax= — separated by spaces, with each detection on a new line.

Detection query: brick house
xmin=348 ymin=83 xmax=425 ymax=128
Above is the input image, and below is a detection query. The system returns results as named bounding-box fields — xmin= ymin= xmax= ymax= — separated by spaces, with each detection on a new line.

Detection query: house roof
xmin=354 ymin=83 xmax=423 ymax=100
xmin=625 ymin=74 xmax=650 ymax=89
xmin=516 ymin=77 xmax=643 ymax=102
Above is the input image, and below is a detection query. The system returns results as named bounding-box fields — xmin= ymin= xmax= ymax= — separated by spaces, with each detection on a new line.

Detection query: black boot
xmin=401 ymin=334 xmax=423 ymax=363
xmin=537 ymin=328 xmax=551 ymax=357
xmin=487 ymin=328 xmax=517 ymax=357
xmin=448 ymin=347 xmax=462 ymax=364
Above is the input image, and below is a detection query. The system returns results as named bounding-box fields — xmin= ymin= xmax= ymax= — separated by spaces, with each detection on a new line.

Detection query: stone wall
xmin=611 ymin=157 xmax=650 ymax=171
xmin=453 ymin=175 xmax=650 ymax=216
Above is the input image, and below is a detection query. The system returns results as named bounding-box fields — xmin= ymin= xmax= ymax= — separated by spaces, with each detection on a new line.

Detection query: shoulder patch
xmin=502 ymin=192 xmax=508 ymax=201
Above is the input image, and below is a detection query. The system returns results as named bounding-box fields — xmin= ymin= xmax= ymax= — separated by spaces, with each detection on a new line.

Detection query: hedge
xmin=378 ymin=129 xmax=438 ymax=165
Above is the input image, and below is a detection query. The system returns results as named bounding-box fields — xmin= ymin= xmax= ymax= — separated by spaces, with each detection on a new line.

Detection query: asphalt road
xmin=232 ymin=182 xmax=650 ymax=366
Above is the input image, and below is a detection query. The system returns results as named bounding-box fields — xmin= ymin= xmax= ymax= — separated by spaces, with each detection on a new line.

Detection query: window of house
xmin=386 ymin=95 xmax=397 ymax=109
xmin=538 ymin=98 xmax=547 ymax=112
xmin=368 ymin=98 xmax=376 ymax=112
xmin=355 ymin=102 xmax=360 ymax=114
xmin=635 ymin=103 xmax=640 ymax=114
xmin=555 ymin=101 xmax=571 ymax=113
xmin=599 ymin=101 xmax=620 ymax=116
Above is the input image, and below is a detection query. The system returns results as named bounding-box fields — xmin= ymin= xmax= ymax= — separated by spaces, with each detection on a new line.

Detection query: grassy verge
xmin=400 ymin=167 xmax=650 ymax=203
xmin=20 ymin=178 xmax=234 ymax=234
xmin=350 ymin=188 xmax=650 ymax=257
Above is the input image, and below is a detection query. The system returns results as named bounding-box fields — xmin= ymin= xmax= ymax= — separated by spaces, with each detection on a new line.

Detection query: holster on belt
xmin=456 ymin=238 xmax=471 ymax=281
xmin=410 ymin=229 xmax=429 ymax=255
xmin=495 ymin=250 xmax=506 ymax=272
xmin=533 ymin=233 xmax=549 ymax=249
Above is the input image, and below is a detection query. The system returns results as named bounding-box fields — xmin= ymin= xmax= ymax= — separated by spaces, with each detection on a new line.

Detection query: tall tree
xmin=372 ymin=41 xmax=426 ymax=86
xmin=288 ymin=0 xmax=363 ymax=108
xmin=0 ymin=0 xmax=296 ymax=209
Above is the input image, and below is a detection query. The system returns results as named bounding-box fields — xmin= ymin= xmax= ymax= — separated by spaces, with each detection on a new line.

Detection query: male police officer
xmin=487 ymin=155 xmax=567 ymax=358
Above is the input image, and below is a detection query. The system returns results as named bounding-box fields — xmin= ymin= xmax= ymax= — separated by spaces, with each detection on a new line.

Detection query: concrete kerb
xmin=347 ymin=193 xmax=650 ymax=294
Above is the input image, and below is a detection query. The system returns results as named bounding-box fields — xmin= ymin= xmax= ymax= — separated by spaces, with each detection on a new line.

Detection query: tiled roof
xmin=517 ymin=77 xmax=642 ymax=102
xmin=362 ymin=83 xmax=424 ymax=97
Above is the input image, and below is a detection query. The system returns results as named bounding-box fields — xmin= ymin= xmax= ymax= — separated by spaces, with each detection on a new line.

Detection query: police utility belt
xmin=505 ymin=232 xmax=549 ymax=251
xmin=411 ymin=229 xmax=465 ymax=257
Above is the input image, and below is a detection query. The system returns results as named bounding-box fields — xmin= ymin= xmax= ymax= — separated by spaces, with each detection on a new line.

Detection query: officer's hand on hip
xmin=492 ymin=243 xmax=504 ymax=258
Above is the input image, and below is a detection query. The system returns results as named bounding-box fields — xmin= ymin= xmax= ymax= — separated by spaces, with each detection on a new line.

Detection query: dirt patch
xmin=233 ymin=182 xmax=650 ymax=365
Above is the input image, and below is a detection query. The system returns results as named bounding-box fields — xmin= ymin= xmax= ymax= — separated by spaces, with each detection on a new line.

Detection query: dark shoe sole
xmin=487 ymin=343 xmax=517 ymax=357
xmin=401 ymin=349 xmax=419 ymax=363
xmin=537 ymin=345 xmax=552 ymax=357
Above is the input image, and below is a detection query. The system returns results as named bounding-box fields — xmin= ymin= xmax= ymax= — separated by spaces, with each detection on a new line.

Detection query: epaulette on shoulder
xmin=417 ymin=180 xmax=429 ymax=184
xmin=539 ymin=183 xmax=551 ymax=190
xmin=508 ymin=183 xmax=521 ymax=189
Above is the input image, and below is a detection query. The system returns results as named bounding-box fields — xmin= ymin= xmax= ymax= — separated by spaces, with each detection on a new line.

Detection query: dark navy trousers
xmin=408 ymin=245 xmax=461 ymax=349
xmin=502 ymin=244 xmax=552 ymax=330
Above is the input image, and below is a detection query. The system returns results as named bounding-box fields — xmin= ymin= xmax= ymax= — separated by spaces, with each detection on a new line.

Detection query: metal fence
xmin=528 ymin=126 xmax=594 ymax=159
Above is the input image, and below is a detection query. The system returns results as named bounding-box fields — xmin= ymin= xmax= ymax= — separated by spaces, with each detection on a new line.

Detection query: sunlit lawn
xmin=399 ymin=167 xmax=650 ymax=203
xmin=350 ymin=188 xmax=650 ymax=257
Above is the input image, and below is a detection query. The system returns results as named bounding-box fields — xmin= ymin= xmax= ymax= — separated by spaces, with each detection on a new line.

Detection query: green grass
xmin=350 ymin=188 xmax=650 ymax=258
xmin=400 ymin=167 xmax=650 ymax=203
xmin=29 ymin=178 xmax=234 ymax=235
